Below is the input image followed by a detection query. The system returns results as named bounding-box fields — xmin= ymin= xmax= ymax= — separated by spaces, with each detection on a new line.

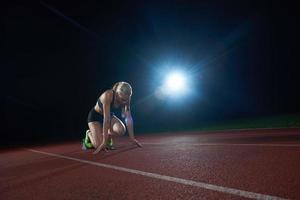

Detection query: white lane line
xmin=27 ymin=149 xmax=288 ymax=200
xmin=142 ymin=143 xmax=300 ymax=147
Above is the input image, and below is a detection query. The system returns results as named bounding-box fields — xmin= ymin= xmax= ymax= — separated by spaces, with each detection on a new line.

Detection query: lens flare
xmin=165 ymin=72 xmax=186 ymax=92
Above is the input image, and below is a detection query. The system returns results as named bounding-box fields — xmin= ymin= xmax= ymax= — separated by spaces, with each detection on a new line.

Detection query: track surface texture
xmin=1 ymin=128 xmax=300 ymax=200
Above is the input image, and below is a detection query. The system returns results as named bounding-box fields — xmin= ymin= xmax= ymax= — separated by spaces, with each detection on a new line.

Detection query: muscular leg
xmin=87 ymin=117 xmax=125 ymax=150
xmin=109 ymin=116 xmax=126 ymax=137
xmin=88 ymin=122 xmax=103 ymax=148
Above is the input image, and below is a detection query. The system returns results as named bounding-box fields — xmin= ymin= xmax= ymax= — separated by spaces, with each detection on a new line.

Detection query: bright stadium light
xmin=155 ymin=70 xmax=189 ymax=99
xmin=165 ymin=72 xmax=186 ymax=92
xmin=153 ymin=66 xmax=196 ymax=101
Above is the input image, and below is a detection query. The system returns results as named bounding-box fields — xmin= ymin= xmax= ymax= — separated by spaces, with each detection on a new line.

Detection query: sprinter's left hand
xmin=93 ymin=143 xmax=108 ymax=154
xmin=130 ymin=138 xmax=142 ymax=147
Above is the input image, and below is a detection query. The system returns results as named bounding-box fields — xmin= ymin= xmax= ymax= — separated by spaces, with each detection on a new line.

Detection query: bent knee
xmin=112 ymin=123 xmax=126 ymax=136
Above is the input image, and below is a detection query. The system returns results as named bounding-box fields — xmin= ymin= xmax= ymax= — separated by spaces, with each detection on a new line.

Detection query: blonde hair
xmin=112 ymin=82 xmax=132 ymax=96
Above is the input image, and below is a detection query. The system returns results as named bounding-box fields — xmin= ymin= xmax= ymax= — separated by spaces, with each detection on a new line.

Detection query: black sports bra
xmin=97 ymin=90 xmax=120 ymax=113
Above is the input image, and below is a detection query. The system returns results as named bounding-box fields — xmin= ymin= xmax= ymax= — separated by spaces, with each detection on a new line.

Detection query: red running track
xmin=1 ymin=128 xmax=300 ymax=200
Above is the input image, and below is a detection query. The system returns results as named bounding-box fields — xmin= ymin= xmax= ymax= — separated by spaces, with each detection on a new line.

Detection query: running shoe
xmin=106 ymin=137 xmax=115 ymax=150
xmin=82 ymin=130 xmax=93 ymax=149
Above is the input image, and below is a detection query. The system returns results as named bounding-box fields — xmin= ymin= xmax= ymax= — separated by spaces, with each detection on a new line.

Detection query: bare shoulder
xmin=99 ymin=89 xmax=113 ymax=104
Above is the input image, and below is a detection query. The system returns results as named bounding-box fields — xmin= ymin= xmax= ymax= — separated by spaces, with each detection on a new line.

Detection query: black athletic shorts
xmin=87 ymin=108 xmax=115 ymax=123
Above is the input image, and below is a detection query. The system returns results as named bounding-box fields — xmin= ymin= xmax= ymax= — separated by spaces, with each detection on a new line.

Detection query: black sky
xmin=1 ymin=0 xmax=300 ymax=145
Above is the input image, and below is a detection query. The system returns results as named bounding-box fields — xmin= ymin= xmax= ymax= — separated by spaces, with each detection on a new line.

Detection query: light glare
xmin=166 ymin=73 xmax=185 ymax=91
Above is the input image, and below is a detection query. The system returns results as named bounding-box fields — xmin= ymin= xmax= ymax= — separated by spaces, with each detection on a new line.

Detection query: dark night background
xmin=1 ymin=1 xmax=300 ymax=146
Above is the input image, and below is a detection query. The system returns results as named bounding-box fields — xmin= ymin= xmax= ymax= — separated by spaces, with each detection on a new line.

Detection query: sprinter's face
xmin=117 ymin=92 xmax=130 ymax=104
